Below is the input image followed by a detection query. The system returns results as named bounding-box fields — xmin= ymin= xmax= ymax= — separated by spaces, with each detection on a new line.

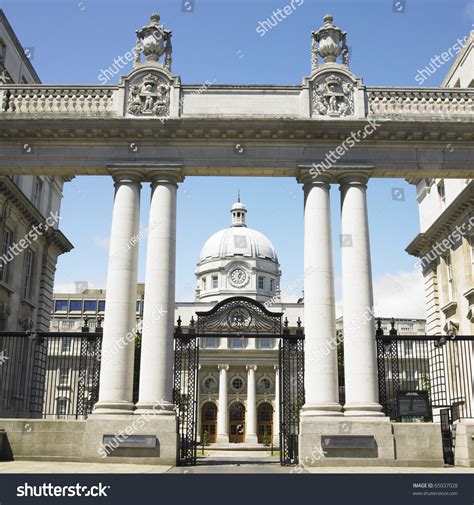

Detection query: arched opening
xmin=201 ymin=402 xmax=217 ymax=443
xmin=257 ymin=403 xmax=273 ymax=443
xmin=229 ymin=402 xmax=246 ymax=443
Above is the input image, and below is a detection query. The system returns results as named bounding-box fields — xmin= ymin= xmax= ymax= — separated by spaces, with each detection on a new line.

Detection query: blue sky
xmin=3 ymin=0 xmax=473 ymax=316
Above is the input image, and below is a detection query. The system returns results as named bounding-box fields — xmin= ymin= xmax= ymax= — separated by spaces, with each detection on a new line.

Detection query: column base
xmin=216 ymin=434 xmax=229 ymax=443
xmin=300 ymin=402 xmax=343 ymax=417
xmin=134 ymin=401 xmax=176 ymax=416
xmin=92 ymin=401 xmax=135 ymax=416
xmin=245 ymin=434 xmax=258 ymax=444
xmin=343 ymin=402 xmax=384 ymax=417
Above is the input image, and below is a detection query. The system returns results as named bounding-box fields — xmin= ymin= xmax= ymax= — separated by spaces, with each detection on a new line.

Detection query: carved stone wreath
xmin=127 ymin=72 xmax=170 ymax=117
xmin=312 ymin=73 xmax=355 ymax=117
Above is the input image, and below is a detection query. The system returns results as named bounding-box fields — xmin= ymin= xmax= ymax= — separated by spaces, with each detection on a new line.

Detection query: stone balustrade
xmin=0 ymin=84 xmax=473 ymax=119
xmin=367 ymin=88 xmax=474 ymax=117
xmin=0 ymin=86 xmax=117 ymax=115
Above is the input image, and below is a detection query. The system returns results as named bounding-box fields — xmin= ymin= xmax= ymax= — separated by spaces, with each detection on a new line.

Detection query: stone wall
xmin=0 ymin=416 xmax=177 ymax=466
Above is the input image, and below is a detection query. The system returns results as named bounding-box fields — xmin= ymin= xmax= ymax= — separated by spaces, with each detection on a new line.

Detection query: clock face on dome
xmin=229 ymin=267 xmax=248 ymax=288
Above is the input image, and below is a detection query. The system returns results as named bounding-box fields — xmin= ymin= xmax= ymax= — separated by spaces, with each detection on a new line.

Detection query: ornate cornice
xmin=406 ymin=181 xmax=474 ymax=258
xmin=0 ymin=177 xmax=73 ymax=255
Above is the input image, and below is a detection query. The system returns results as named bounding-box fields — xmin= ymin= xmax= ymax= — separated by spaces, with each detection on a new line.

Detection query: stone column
xmin=298 ymin=172 xmax=342 ymax=416
xmin=339 ymin=173 xmax=383 ymax=416
xmin=273 ymin=365 xmax=280 ymax=444
xmin=217 ymin=365 xmax=229 ymax=443
xmin=135 ymin=170 xmax=184 ymax=415
xmin=246 ymin=365 xmax=258 ymax=443
xmin=94 ymin=173 xmax=141 ymax=415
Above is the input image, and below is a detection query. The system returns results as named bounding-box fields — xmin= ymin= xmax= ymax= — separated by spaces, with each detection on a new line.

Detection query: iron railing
xmin=0 ymin=331 xmax=102 ymax=419
xmin=376 ymin=322 xmax=473 ymax=422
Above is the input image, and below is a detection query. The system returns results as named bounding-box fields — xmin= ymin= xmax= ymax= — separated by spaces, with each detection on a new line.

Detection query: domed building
xmin=195 ymin=199 xmax=281 ymax=304
xmin=187 ymin=198 xmax=291 ymax=445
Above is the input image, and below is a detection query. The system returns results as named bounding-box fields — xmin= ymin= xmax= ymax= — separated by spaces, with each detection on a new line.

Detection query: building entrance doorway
xmin=201 ymin=402 xmax=217 ymax=443
xmin=257 ymin=403 xmax=273 ymax=443
xmin=229 ymin=402 xmax=245 ymax=443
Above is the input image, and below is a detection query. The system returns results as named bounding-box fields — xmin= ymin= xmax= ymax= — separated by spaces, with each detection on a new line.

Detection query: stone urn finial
xmin=134 ymin=12 xmax=173 ymax=71
xmin=311 ymin=14 xmax=349 ymax=73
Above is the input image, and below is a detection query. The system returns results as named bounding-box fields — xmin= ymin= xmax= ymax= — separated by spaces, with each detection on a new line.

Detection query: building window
xmin=444 ymin=253 xmax=455 ymax=302
xmin=231 ymin=377 xmax=244 ymax=392
xmin=404 ymin=341 xmax=413 ymax=356
xmin=202 ymin=277 xmax=206 ymax=291
xmin=0 ymin=228 xmax=12 ymax=283
xmin=54 ymin=300 xmax=68 ymax=312
xmin=258 ymin=377 xmax=272 ymax=393
xmin=84 ymin=300 xmax=97 ymax=312
xmin=58 ymin=368 xmax=69 ymax=386
xmin=270 ymin=278 xmax=275 ymax=292
xmin=56 ymin=398 xmax=68 ymax=419
xmin=22 ymin=249 xmax=35 ymax=299
xmin=98 ymin=300 xmax=106 ymax=312
xmin=204 ymin=336 xmax=217 ymax=349
xmin=61 ymin=337 xmax=72 ymax=353
xmin=211 ymin=275 xmax=218 ymax=289
xmin=136 ymin=300 xmax=141 ymax=314
xmin=258 ymin=338 xmax=272 ymax=349
xmin=258 ymin=276 xmax=264 ymax=289
xmin=69 ymin=300 xmax=82 ymax=312
xmin=32 ymin=177 xmax=43 ymax=209
xmin=203 ymin=377 xmax=217 ymax=394
xmin=230 ymin=337 xmax=244 ymax=349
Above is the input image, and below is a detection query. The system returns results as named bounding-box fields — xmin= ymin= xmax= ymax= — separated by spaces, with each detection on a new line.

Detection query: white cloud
xmin=335 ymin=271 xmax=425 ymax=319
xmin=372 ymin=270 xmax=425 ymax=319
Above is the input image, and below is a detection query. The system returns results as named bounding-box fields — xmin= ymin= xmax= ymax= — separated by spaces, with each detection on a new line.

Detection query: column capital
xmin=273 ymin=365 xmax=279 ymax=373
xmin=110 ymin=172 xmax=143 ymax=186
xmin=218 ymin=364 xmax=229 ymax=371
xmin=246 ymin=364 xmax=257 ymax=372
xmin=337 ymin=171 xmax=372 ymax=188
xmin=297 ymin=166 xmax=333 ymax=187
xmin=148 ymin=166 xmax=185 ymax=185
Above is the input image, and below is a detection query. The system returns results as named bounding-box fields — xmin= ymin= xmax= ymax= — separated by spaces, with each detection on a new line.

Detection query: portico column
xmin=273 ymin=365 xmax=280 ymax=444
xmin=94 ymin=173 xmax=141 ymax=414
xmin=339 ymin=173 xmax=383 ymax=416
xmin=217 ymin=364 xmax=229 ymax=443
xmin=298 ymin=172 xmax=342 ymax=416
xmin=135 ymin=170 xmax=184 ymax=414
xmin=246 ymin=365 xmax=258 ymax=443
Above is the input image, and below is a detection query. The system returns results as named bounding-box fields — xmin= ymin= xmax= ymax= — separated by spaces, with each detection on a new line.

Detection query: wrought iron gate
xmin=279 ymin=324 xmax=305 ymax=466
xmin=173 ymin=322 xmax=199 ymax=466
xmin=440 ymin=408 xmax=455 ymax=466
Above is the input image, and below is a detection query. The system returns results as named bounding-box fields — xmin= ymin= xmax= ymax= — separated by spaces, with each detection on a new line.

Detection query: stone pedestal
xmin=83 ymin=414 xmax=177 ymax=466
xmin=299 ymin=416 xmax=395 ymax=467
xmin=454 ymin=420 xmax=474 ymax=467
